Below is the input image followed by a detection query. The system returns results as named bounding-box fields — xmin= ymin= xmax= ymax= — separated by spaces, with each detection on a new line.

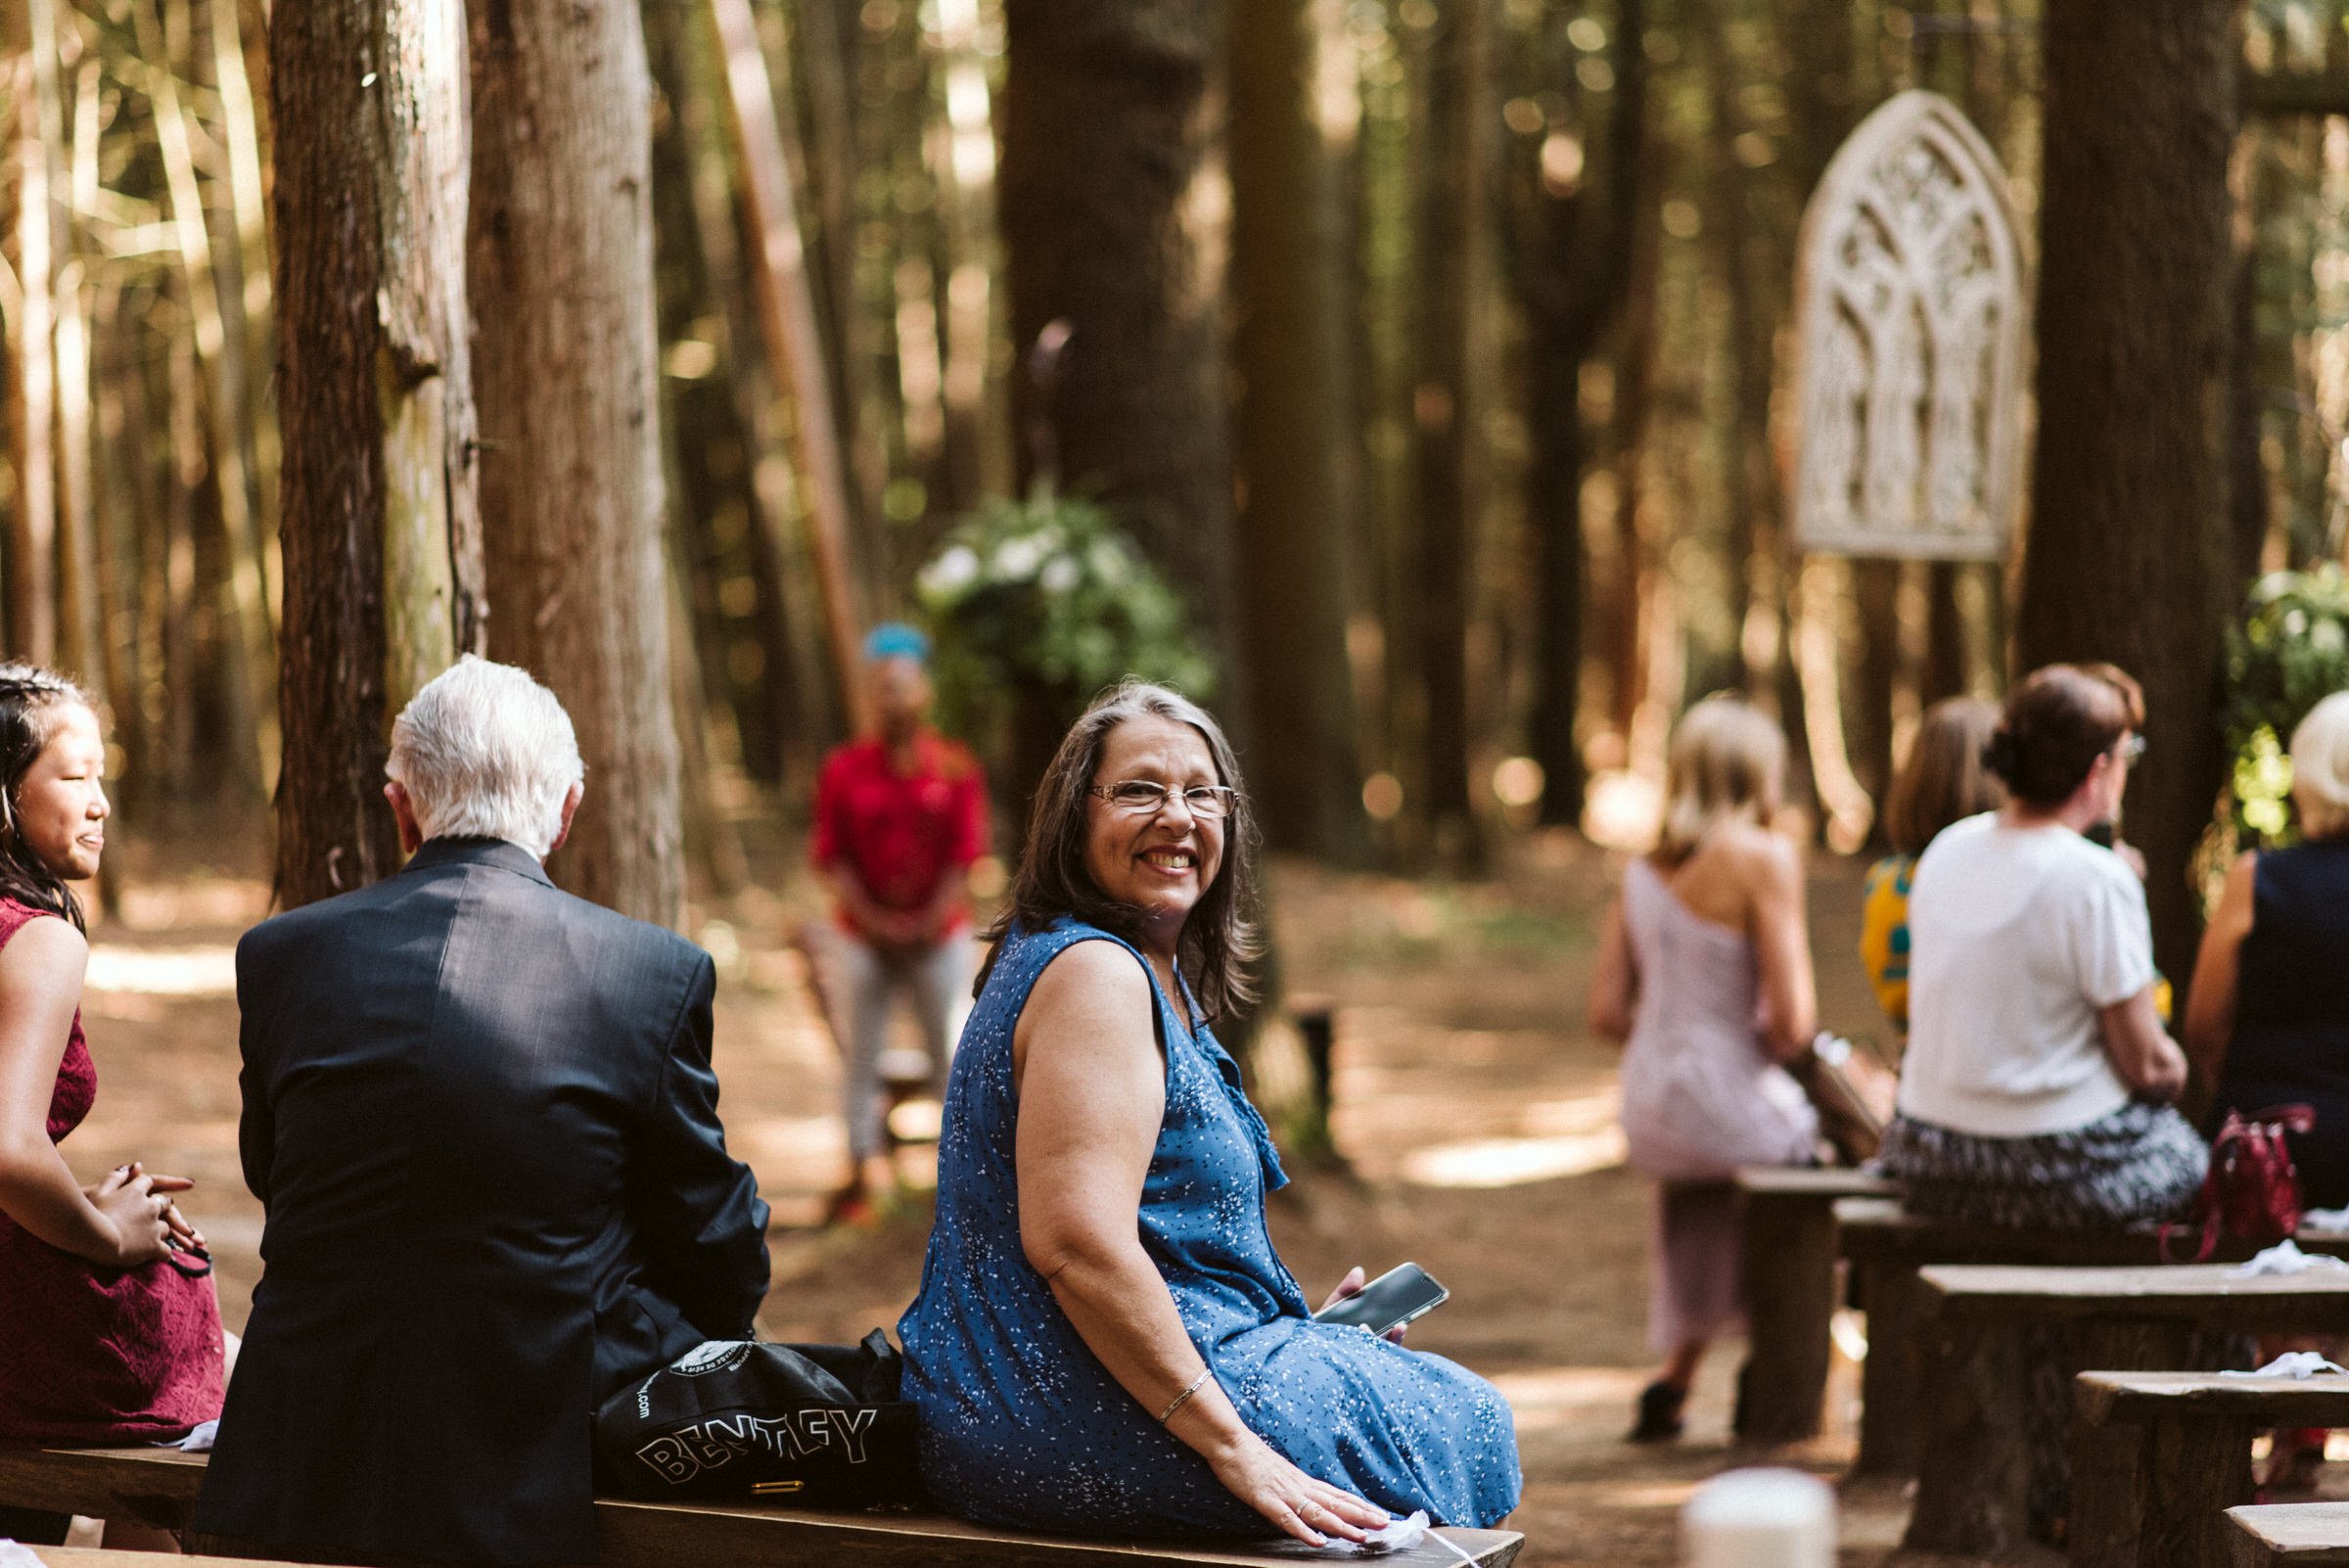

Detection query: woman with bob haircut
xmin=1588 ymin=694 xmax=1820 ymax=1443
xmin=2188 ymin=689 xmax=2349 ymax=1211
xmin=898 ymin=681 xmax=1519 ymax=1545
xmin=1859 ymin=697 xmax=2007 ymax=1033
xmin=1879 ymin=662 xmax=2202 ymax=1228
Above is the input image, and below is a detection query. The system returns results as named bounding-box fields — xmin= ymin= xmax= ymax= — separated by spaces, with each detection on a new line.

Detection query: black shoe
xmin=1628 ymin=1379 xmax=1686 ymax=1443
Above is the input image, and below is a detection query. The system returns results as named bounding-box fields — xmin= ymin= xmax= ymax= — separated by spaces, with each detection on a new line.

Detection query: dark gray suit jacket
xmin=193 ymin=838 xmax=770 ymax=1566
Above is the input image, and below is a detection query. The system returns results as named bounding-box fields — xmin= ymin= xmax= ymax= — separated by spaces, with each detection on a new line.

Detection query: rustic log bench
xmin=1903 ymin=1263 xmax=2349 ymax=1558
xmin=0 ymin=1446 xmax=1525 ymax=1568
xmin=2227 ymin=1502 xmax=2349 ymax=1566
xmin=20 ymin=1550 xmax=324 ymax=1568
xmin=1834 ymin=1201 xmax=2349 ymax=1477
xmin=1730 ymin=1166 xmax=1900 ymax=1444
xmin=2069 ymin=1370 xmax=2349 ymax=1568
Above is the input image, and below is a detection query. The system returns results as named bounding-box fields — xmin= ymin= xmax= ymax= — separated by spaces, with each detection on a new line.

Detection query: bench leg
xmin=1733 ymin=1191 xmax=1837 ymax=1444
xmin=1853 ymin=1257 xmax=1926 ymax=1476
xmin=1903 ymin=1314 xmax=2031 ymax=1556
xmin=2061 ymin=1321 xmax=2222 ymax=1568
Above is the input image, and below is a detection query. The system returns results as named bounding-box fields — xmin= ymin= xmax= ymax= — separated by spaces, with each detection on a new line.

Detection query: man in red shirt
xmin=809 ymin=624 xmax=989 ymax=1222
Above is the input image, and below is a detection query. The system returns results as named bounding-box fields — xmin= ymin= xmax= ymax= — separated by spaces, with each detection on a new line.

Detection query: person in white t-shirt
xmin=1881 ymin=661 xmax=2206 ymax=1230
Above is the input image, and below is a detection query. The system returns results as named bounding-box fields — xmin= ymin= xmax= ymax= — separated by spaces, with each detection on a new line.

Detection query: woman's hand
xmin=83 ymin=1161 xmax=175 ymax=1268
xmin=1199 ymin=1427 xmax=1391 ymax=1547
xmin=1320 ymin=1266 xmax=1405 ymax=1344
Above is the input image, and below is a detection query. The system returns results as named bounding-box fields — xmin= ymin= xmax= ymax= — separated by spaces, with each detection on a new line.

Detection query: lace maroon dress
xmin=0 ymin=898 xmax=224 ymax=1442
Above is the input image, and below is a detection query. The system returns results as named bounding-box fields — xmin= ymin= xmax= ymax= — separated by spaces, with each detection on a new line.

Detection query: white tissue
xmin=2238 ymin=1351 xmax=2349 ymax=1378
xmin=2304 ymin=1208 xmax=2349 ymax=1233
xmin=0 ymin=1542 xmax=48 ymax=1567
xmin=2227 ymin=1238 xmax=2349 ymax=1277
xmin=1356 ymin=1511 xmax=1430 ymax=1553
xmin=175 ymin=1418 xmax=217 ymax=1453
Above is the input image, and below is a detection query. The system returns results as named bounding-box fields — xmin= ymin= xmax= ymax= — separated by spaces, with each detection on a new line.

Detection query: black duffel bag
xmin=593 ymin=1329 xmax=922 ymax=1508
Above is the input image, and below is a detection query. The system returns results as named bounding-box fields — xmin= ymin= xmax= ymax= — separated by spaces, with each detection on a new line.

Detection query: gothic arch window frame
xmin=1785 ymin=89 xmax=2029 ymax=562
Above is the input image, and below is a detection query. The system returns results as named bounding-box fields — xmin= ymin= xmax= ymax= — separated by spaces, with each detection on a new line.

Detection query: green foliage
xmin=913 ymin=488 xmax=1217 ymax=743
xmin=2222 ymin=566 xmax=2349 ymax=851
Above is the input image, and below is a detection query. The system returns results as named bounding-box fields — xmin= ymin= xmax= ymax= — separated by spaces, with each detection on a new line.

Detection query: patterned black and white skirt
xmin=1877 ymin=1100 xmax=2209 ymax=1230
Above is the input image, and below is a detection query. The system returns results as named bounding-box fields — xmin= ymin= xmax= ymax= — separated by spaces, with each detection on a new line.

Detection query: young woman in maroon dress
xmin=0 ymin=665 xmax=226 ymax=1545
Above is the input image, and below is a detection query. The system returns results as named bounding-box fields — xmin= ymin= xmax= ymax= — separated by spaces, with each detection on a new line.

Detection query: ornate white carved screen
xmin=1787 ymin=91 xmax=2027 ymax=561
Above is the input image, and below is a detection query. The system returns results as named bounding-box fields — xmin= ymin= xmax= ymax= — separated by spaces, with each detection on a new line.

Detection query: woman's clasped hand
xmin=84 ymin=1160 xmax=205 ymax=1268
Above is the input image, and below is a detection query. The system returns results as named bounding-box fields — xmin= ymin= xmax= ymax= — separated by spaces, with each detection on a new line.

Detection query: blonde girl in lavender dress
xmin=1588 ymin=696 xmax=1819 ymax=1442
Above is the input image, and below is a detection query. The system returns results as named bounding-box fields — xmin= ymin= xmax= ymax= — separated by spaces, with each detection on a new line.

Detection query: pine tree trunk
xmin=1412 ymin=0 xmax=1492 ymax=864
xmin=706 ymin=0 xmax=870 ymax=730
xmin=998 ymin=0 xmax=1240 ymax=678
xmin=2019 ymin=0 xmax=2236 ymax=986
xmin=7 ymin=0 xmax=62 ymax=666
xmin=270 ymin=0 xmax=480 ymax=910
xmin=1521 ymin=0 xmax=1646 ymax=828
xmin=1229 ymin=0 xmax=1367 ymax=864
xmin=470 ymin=0 xmax=684 ymax=928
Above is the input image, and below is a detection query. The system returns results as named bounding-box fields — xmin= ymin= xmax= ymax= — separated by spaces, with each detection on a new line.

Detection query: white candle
xmin=1682 ymin=1467 xmax=1836 ymax=1568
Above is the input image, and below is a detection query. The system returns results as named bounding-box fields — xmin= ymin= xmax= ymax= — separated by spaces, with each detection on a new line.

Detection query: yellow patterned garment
xmin=1860 ymin=849 xmax=2172 ymax=1034
xmin=1859 ymin=854 xmax=1916 ymax=1033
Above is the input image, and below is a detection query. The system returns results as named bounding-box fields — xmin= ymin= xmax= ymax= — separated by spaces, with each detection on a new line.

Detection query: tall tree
xmin=1412 ymin=0 xmax=1495 ymax=863
xmin=707 ymin=0 xmax=869 ymax=732
xmin=2018 ymin=0 xmax=2237 ymax=985
xmin=470 ymin=0 xmax=683 ymax=927
xmin=6 ymin=0 xmax=64 ymax=666
xmin=270 ymin=0 xmax=482 ymax=910
xmin=1229 ymin=0 xmax=1367 ymax=862
xmin=998 ymin=0 xmax=1241 ymax=678
xmin=1515 ymin=0 xmax=1646 ymax=827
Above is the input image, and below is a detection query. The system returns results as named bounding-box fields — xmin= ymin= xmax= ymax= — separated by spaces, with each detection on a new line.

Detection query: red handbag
xmin=2161 ymin=1103 xmax=2316 ymax=1263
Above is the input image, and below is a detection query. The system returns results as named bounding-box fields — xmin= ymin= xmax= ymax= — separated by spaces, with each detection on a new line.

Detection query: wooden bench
xmin=1729 ymin=1165 xmax=1899 ymax=1443
xmin=1835 ymin=1201 xmax=2349 ymax=1477
xmin=2228 ymin=1503 xmax=2349 ymax=1565
xmin=2070 ymin=1371 xmax=2349 ymax=1568
xmin=21 ymin=1550 xmax=325 ymax=1568
xmin=1904 ymin=1263 xmax=2349 ymax=1558
xmin=0 ymin=1447 xmax=1525 ymax=1568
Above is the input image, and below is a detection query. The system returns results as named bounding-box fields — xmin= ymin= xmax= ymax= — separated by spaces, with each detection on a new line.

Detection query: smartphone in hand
xmin=1311 ymin=1262 xmax=1449 ymax=1337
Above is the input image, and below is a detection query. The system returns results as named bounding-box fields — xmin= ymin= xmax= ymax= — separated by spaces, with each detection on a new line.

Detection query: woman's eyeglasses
xmin=1090 ymin=780 xmax=1241 ymax=818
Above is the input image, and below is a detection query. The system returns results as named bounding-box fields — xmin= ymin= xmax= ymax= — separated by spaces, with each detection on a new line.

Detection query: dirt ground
xmin=68 ymin=835 xmax=1951 ymax=1566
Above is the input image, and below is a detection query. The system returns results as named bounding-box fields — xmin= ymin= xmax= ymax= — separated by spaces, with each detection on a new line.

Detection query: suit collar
xmin=403 ymin=836 xmax=556 ymax=888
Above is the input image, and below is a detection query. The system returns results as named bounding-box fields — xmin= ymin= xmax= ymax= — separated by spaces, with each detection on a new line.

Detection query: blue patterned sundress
xmin=898 ymin=918 xmax=1520 ymax=1537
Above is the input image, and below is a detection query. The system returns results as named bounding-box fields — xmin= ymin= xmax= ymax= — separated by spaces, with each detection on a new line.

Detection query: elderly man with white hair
xmin=193 ymin=657 xmax=770 ymax=1568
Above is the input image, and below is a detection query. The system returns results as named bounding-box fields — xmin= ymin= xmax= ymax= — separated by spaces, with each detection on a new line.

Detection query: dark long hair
xmin=980 ymin=681 xmax=1263 ymax=1021
xmin=0 ymin=665 xmax=93 ymax=932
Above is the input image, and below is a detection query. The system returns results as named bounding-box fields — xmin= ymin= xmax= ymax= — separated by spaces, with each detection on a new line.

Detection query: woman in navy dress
xmin=2188 ymin=690 xmax=2349 ymax=1210
xmin=898 ymin=682 xmax=1519 ymax=1545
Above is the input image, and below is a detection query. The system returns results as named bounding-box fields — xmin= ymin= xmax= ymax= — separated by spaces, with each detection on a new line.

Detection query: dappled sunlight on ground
xmin=61 ymin=840 xmax=1918 ymax=1565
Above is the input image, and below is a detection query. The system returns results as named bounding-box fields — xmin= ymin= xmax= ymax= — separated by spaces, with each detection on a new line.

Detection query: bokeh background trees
xmin=10 ymin=0 xmax=2349 ymax=980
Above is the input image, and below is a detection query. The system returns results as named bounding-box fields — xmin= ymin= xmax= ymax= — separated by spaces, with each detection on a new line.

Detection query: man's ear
xmin=547 ymin=781 xmax=584 ymax=857
xmin=384 ymin=781 xmax=426 ymax=854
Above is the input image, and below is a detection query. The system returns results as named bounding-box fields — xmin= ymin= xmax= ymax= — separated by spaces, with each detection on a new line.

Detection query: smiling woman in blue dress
xmin=898 ymin=681 xmax=1520 ymax=1545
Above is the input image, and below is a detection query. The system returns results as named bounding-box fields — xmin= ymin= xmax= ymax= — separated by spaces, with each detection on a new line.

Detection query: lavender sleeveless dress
xmin=1616 ymin=858 xmax=1817 ymax=1351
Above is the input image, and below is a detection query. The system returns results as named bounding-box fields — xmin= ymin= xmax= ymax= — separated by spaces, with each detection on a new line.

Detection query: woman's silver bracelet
xmin=1158 ymin=1367 xmax=1214 ymax=1425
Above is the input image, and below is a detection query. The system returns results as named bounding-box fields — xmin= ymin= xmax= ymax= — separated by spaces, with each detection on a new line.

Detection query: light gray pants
xmin=814 ymin=927 xmax=974 ymax=1161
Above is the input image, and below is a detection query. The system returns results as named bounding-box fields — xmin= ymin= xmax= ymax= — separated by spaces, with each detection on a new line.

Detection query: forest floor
xmin=69 ymin=831 xmax=2097 ymax=1566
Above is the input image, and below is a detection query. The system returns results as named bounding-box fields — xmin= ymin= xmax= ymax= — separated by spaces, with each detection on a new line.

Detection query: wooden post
xmin=702 ymin=0 xmax=869 ymax=734
xmin=1733 ymin=1188 xmax=1839 ymax=1444
xmin=1851 ymin=1253 xmax=1929 ymax=1476
xmin=1902 ymin=1314 xmax=2031 ymax=1554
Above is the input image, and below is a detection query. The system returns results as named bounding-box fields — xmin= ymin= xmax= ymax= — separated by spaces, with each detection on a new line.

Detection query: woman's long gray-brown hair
xmin=0 ymin=664 xmax=95 ymax=932
xmin=981 ymin=680 xmax=1264 ymax=1021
